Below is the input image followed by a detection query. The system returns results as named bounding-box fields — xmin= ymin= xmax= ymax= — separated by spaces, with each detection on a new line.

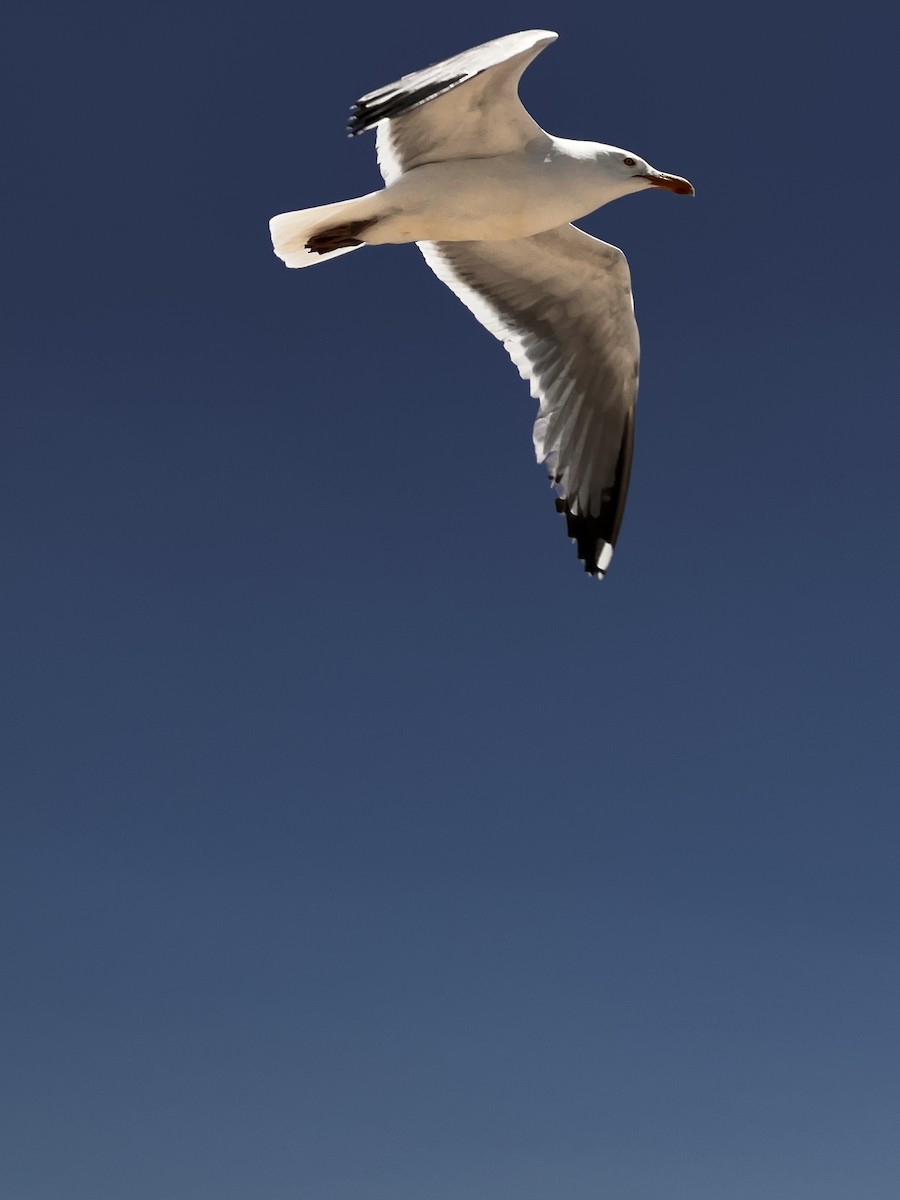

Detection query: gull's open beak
xmin=641 ymin=171 xmax=695 ymax=196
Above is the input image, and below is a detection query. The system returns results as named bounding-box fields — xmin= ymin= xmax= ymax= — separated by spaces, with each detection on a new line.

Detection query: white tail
xmin=269 ymin=194 xmax=380 ymax=268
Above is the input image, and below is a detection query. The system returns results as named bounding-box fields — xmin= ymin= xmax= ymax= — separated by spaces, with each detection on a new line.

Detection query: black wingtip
xmin=555 ymin=498 xmax=613 ymax=579
xmin=552 ymin=406 xmax=634 ymax=580
xmin=347 ymin=103 xmax=365 ymax=137
xmin=346 ymin=73 xmax=469 ymax=138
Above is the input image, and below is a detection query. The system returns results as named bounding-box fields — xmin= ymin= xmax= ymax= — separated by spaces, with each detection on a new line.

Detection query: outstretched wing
xmin=419 ymin=226 xmax=640 ymax=578
xmin=347 ymin=30 xmax=557 ymax=184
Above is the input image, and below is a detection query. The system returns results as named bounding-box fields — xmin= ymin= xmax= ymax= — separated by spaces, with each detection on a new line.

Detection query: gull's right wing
xmin=347 ymin=30 xmax=557 ymax=184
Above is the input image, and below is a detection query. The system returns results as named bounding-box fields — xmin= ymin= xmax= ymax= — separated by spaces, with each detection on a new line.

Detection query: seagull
xmin=269 ymin=30 xmax=693 ymax=579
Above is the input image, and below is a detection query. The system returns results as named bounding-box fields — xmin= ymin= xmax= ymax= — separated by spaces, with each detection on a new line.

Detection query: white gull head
xmin=553 ymin=138 xmax=695 ymax=208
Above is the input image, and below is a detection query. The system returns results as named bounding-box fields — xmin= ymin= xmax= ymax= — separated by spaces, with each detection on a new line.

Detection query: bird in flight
xmin=269 ymin=30 xmax=693 ymax=579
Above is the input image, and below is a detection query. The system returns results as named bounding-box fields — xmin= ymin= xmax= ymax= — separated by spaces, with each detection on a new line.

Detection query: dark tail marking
xmin=306 ymin=219 xmax=375 ymax=255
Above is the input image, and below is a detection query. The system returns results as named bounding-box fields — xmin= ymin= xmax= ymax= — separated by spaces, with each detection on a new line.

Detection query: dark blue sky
xmin=5 ymin=1 xmax=900 ymax=1197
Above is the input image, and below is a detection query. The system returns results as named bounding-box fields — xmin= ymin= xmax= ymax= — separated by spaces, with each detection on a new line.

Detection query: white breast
xmin=367 ymin=150 xmax=608 ymax=245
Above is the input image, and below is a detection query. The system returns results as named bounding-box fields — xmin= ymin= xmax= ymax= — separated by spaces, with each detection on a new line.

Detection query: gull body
xmin=358 ymin=140 xmax=680 ymax=245
xmin=269 ymin=31 xmax=693 ymax=578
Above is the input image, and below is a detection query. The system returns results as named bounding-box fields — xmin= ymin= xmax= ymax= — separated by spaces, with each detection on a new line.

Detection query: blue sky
xmin=4 ymin=1 xmax=900 ymax=1197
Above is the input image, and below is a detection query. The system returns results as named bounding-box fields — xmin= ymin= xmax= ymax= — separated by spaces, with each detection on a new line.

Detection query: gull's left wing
xmin=419 ymin=226 xmax=640 ymax=578
xmin=347 ymin=30 xmax=557 ymax=184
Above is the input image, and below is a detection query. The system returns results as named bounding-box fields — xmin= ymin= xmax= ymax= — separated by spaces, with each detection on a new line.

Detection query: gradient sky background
xmin=4 ymin=1 xmax=900 ymax=1197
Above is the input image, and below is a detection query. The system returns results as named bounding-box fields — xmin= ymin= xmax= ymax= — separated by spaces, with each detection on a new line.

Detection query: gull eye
xmin=623 ymin=156 xmax=637 ymax=167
